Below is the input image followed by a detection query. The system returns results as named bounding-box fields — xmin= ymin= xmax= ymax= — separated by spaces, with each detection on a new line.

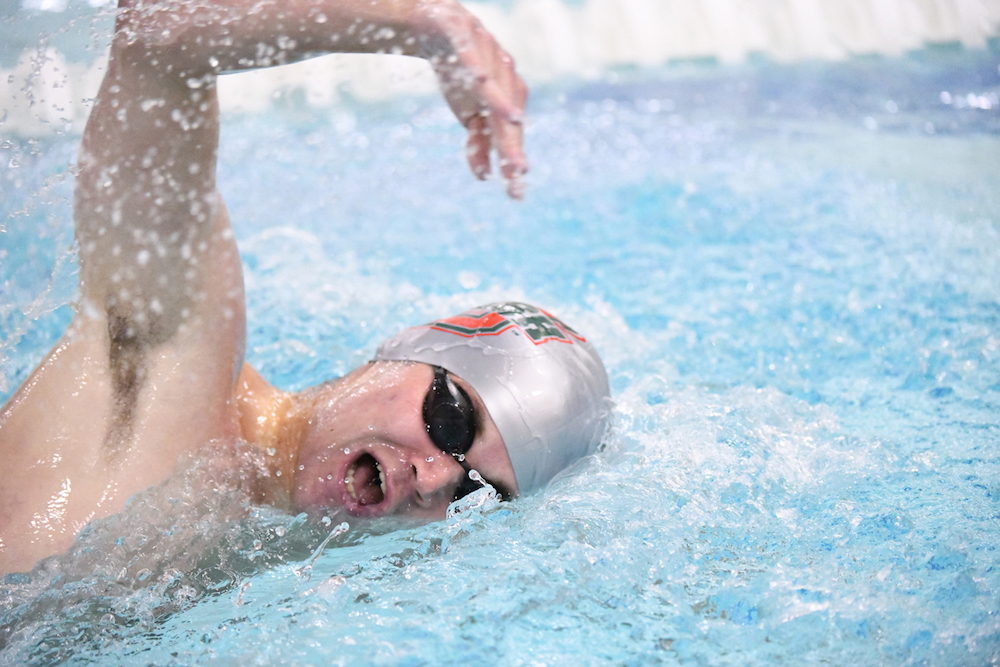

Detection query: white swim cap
xmin=374 ymin=302 xmax=612 ymax=493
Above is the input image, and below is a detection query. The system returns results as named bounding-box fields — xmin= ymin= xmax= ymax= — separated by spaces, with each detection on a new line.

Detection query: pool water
xmin=3 ymin=46 xmax=1000 ymax=664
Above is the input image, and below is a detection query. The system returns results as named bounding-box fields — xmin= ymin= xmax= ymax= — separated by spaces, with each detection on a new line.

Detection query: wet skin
xmin=238 ymin=360 xmax=518 ymax=520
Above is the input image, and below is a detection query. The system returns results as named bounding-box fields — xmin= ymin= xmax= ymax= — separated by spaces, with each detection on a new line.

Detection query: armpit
xmin=104 ymin=313 xmax=148 ymax=459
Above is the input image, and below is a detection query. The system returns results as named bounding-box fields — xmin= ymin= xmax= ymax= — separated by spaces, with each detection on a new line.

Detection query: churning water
xmin=2 ymin=3 xmax=1000 ymax=663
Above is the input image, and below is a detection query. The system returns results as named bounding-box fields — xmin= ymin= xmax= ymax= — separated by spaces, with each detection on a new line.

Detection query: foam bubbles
xmin=2 ymin=51 xmax=1000 ymax=665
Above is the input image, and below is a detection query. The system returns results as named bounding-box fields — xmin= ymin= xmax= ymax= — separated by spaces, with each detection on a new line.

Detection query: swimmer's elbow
xmin=112 ymin=0 xmax=219 ymax=76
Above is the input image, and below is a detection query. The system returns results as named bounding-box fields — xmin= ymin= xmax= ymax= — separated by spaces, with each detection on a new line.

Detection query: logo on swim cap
xmin=425 ymin=302 xmax=586 ymax=345
xmin=374 ymin=302 xmax=612 ymax=494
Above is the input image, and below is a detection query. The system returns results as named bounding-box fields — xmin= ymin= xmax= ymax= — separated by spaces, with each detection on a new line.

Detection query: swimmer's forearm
xmin=118 ymin=0 xmax=528 ymax=195
xmin=119 ymin=0 xmax=462 ymax=74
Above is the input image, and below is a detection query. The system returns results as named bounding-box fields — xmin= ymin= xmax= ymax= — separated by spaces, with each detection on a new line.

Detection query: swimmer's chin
xmin=292 ymin=494 xmax=400 ymax=520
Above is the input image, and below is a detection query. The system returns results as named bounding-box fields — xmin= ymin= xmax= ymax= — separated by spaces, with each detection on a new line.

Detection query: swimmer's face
xmin=292 ymin=361 xmax=518 ymax=519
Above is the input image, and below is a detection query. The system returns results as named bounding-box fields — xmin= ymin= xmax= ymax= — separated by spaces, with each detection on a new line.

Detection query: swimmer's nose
xmin=408 ymin=453 xmax=461 ymax=509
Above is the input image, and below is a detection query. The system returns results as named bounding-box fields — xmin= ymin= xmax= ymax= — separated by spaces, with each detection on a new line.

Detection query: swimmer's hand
xmin=114 ymin=0 xmax=528 ymax=198
xmin=411 ymin=0 xmax=529 ymax=199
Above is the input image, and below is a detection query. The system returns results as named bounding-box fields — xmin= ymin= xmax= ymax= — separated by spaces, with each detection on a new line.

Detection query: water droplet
xmin=140 ymin=97 xmax=163 ymax=112
xmin=458 ymin=271 xmax=480 ymax=289
xmin=234 ymin=581 xmax=251 ymax=606
xmin=275 ymin=526 xmax=286 ymax=537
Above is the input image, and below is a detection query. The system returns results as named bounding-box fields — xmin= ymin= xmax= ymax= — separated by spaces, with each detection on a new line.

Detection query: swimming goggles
xmin=422 ymin=365 xmax=506 ymax=501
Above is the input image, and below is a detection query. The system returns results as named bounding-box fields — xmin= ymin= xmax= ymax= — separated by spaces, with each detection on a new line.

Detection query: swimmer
xmin=0 ymin=0 xmax=610 ymax=575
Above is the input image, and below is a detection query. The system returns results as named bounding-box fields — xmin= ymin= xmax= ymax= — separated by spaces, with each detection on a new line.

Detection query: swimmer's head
xmin=374 ymin=302 xmax=612 ymax=493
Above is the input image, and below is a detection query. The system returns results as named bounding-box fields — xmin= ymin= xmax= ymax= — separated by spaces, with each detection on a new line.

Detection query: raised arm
xmin=76 ymin=0 xmax=529 ymax=364
xmin=0 ymin=0 xmax=528 ymax=574
xmin=74 ymin=0 xmax=529 ymax=445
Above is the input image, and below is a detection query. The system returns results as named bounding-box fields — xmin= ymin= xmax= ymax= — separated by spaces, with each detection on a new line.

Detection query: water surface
xmin=2 ymin=49 xmax=1000 ymax=665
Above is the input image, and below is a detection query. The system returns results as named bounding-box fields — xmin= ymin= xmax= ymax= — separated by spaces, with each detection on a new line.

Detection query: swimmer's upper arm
xmin=71 ymin=4 xmax=248 ymax=452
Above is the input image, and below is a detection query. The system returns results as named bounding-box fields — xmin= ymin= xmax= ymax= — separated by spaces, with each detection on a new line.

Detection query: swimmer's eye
xmin=423 ymin=366 xmax=476 ymax=458
xmin=423 ymin=366 xmax=507 ymax=502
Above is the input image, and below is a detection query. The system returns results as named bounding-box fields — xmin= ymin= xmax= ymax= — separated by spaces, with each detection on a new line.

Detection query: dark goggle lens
xmin=423 ymin=367 xmax=476 ymax=457
xmin=423 ymin=366 xmax=486 ymax=502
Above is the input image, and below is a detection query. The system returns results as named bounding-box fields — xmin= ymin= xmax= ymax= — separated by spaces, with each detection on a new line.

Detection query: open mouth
xmin=345 ymin=453 xmax=386 ymax=506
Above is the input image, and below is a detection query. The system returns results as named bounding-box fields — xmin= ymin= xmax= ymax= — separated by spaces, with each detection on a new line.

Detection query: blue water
xmin=2 ymin=48 xmax=1000 ymax=664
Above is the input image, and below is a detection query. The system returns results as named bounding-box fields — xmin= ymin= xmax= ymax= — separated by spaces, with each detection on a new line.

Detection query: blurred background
xmin=2 ymin=0 xmax=999 ymax=135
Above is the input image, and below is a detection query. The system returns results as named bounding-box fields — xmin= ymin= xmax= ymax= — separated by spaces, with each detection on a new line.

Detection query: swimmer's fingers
xmin=464 ymin=40 xmax=528 ymax=199
xmin=421 ymin=1 xmax=528 ymax=198
xmin=463 ymin=96 xmax=527 ymax=190
xmin=480 ymin=77 xmax=528 ymax=199
xmin=465 ymin=115 xmax=491 ymax=180
xmin=444 ymin=61 xmax=527 ymax=198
